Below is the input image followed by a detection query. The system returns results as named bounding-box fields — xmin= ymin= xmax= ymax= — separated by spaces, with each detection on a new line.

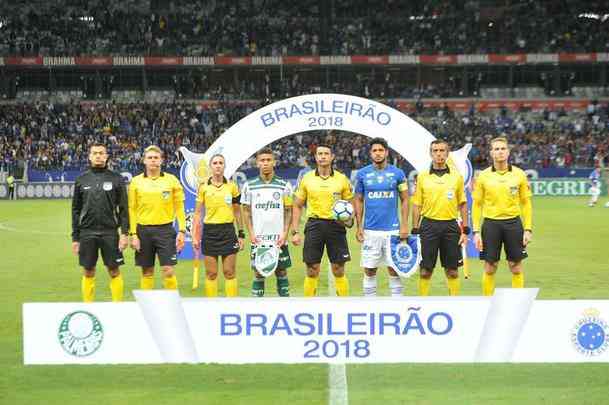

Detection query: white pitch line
xmin=0 ymin=222 xmax=64 ymax=235
xmin=327 ymin=264 xmax=349 ymax=405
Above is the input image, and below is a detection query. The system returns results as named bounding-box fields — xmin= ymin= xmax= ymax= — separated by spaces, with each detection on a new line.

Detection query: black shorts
xmin=135 ymin=223 xmax=177 ymax=267
xmin=79 ymin=233 xmax=125 ymax=269
xmin=480 ymin=217 xmax=528 ymax=263
xmin=303 ymin=218 xmax=351 ymax=265
xmin=202 ymin=223 xmax=239 ymax=257
xmin=419 ymin=217 xmax=463 ymax=271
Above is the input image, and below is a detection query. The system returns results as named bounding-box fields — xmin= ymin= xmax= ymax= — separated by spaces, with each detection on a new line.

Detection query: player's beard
xmin=373 ymin=156 xmax=386 ymax=166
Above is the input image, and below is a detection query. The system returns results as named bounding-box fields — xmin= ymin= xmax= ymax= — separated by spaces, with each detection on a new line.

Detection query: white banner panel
xmin=22 ymin=290 xmax=609 ymax=364
xmin=513 ymin=301 xmax=609 ymax=362
xmin=23 ymin=303 xmax=162 ymax=364
xmin=183 ymin=297 xmax=490 ymax=363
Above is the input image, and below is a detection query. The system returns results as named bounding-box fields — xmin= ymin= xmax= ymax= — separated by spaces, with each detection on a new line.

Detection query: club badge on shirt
xmin=103 ymin=182 xmax=113 ymax=191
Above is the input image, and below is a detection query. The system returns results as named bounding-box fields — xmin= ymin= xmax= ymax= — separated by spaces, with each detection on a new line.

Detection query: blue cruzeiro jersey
xmin=589 ymin=169 xmax=601 ymax=186
xmin=355 ymin=164 xmax=408 ymax=231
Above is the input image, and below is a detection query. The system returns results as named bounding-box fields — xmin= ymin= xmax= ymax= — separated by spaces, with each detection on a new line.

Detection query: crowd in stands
xmin=1 ymin=100 xmax=608 ymax=177
xmin=1 ymin=0 xmax=608 ymax=57
xmin=174 ymin=70 xmax=461 ymax=102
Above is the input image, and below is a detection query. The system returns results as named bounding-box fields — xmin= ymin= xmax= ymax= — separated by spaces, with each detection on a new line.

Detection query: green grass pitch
xmin=1 ymin=197 xmax=608 ymax=404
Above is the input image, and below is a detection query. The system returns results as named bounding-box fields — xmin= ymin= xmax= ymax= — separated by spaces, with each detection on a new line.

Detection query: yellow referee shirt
xmin=472 ymin=165 xmax=532 ymax=231
xmin=295 ymin=169 xmax=354 ymax=219
xmin=412 ymin=167 xmax=466 ymax=220
xmin=128 ymin=172 xmax=186 ymax=233
xmin=196 ymin=177 xmax=240 ymax=224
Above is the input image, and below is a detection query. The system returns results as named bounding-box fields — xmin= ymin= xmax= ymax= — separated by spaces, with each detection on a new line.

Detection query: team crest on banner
xmin=254 ymin=245 xmax=280 ymax=277
xmin=387 ymin=235 xmax=421 ymax=278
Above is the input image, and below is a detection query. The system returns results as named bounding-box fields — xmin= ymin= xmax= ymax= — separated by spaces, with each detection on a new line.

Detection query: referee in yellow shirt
xmin=128 ymin=145 xmax=186 ymax=290
xmin=473 ymin=136 xmax=533 ymax=296
xmin=291 ymin=144 xmax=353 ymax=297
xmin=192 ymin=154 xmax=245 ymax=297
xmin=412 ymin=140 xmax=468 ymax=296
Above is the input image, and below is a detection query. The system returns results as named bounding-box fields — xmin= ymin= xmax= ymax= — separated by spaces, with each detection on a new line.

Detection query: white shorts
xmin=360 ymin=230 xmax=399 ymax=269
xmin=590 ymin=186 xmax=601 ymax=197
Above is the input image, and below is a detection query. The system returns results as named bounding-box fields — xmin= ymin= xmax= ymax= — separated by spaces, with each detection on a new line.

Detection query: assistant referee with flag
xmin=473 ymin=136 xmax=533 ymax=296
xmin=129 ymin=145 xmax=186 ymax=290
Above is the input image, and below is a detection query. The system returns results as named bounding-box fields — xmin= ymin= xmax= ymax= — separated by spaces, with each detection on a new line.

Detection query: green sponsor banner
xmin=529 ymin=178 xmax=607 ymax=196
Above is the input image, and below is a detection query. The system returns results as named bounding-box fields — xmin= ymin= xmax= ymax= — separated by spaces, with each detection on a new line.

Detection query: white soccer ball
xmin=332 ymin=200 xmax=354 ymax=221
xmin=604 ymin=201 xmax=609 ymax=208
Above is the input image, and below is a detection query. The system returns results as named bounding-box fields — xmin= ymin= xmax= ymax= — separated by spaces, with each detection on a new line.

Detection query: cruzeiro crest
xmin=386 ymin=235 xmax=420 ymax=278
xmin=395 ymin=243 xmax=413 ymax=263
xmin=58 ymin=311 xmax=104 ymax=357
xmin=571 ymin=308 xmax=609 ymax=357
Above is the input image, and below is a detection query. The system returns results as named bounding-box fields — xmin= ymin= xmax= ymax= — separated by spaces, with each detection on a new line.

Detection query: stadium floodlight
xmin=578 ymin=13 xmax=609 ymax=22
xmin=408 ymin=15 xmax=437 ymax=21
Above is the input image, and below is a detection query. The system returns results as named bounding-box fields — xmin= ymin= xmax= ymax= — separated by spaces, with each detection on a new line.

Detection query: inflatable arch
xmin=178 ymin=93 xmax=473 ymax=259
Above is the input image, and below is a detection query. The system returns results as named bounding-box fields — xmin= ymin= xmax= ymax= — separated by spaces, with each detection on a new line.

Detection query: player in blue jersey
xmin=354 ymin=137 xmax=409 ymax=296
xmin=588 ymin=166 xmax=602 ymax=207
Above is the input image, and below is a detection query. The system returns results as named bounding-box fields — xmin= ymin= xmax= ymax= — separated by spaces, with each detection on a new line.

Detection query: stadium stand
xmin=0 ymin=0 xmax=608 ymax=177
xmin=1 ymin=0 xmax=608 ymax=56
xmin=1 ymin=101 xmax=607 ymax=175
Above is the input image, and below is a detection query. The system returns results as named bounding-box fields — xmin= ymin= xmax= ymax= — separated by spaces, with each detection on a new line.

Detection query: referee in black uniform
xmin=411 ymin=140 xmax=468 ymax=296
xmin=71 ymin=143 xmax=129 ymax=302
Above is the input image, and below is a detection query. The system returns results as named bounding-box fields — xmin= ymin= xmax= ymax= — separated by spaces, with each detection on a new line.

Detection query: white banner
xmin=179 ymin=93 xmax=472 ymax=180
xmin=23 ymin=289 xmax=609 ymax=364
xmin=15 ymin=182 xmax=74 ymax=199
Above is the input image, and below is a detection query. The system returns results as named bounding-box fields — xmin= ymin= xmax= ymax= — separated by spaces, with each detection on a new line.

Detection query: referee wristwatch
xmin=291 ymin=230 xmax=299 ymax=236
